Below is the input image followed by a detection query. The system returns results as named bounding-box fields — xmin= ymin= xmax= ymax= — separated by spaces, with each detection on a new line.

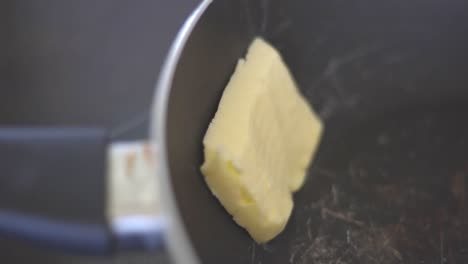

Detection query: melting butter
xmin=201 ymin=38 xmax=323 ymax=243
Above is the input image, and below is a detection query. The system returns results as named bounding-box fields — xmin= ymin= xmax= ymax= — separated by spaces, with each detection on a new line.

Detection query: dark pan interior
xmin=165 ymin=0 xmax=468 ymax=263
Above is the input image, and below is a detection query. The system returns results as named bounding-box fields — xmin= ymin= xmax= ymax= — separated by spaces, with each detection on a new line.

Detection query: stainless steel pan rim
xmin=152 ymin=1 xmax=213 ymax=263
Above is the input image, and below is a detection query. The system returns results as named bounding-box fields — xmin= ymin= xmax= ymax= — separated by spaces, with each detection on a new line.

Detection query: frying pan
xmin=2 ymin=0 xmax=468 ymax=263
xmin=157 ymin=0 xmax=468 ymax=263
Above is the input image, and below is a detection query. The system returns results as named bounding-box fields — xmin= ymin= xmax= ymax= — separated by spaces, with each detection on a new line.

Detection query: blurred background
xmin=0 ymin=0 xmax=199 ymax=263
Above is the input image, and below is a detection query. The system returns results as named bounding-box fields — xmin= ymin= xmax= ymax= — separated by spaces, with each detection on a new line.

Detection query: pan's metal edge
xmin=151 ymin=1 xmax=212 ymax=263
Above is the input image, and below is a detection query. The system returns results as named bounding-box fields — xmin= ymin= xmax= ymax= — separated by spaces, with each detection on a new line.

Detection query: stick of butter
xmin=201 ymin=38 xmax=323 ymax=243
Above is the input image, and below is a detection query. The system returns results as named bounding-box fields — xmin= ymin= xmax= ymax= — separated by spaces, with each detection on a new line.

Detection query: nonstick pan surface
xmin=159 ymin=0 xmax=468 ymax=263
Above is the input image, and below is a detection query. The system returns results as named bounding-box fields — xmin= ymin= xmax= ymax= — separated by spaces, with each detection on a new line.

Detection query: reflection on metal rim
xmin=152 ymin=1 xmax=213 ymax=264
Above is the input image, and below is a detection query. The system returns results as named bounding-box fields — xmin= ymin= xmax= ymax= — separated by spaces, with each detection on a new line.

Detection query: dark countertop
xmin=0 ymin=237 xmax=170 ymax=264
xmin=0 ymin=0 xmax=198 ymax=263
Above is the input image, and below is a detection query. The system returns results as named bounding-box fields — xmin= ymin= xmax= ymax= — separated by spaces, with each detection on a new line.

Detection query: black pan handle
xmin=0 ymin=128 xmax=164 ymax=253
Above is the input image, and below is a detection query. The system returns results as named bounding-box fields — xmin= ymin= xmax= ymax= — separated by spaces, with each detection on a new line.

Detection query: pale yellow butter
xmin=201 ymin=38 xmax=323 ymax=243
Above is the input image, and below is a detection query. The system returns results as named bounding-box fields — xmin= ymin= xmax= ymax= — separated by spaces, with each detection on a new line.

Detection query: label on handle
xmin=107 ymin=142 xmax=160 ymax=221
